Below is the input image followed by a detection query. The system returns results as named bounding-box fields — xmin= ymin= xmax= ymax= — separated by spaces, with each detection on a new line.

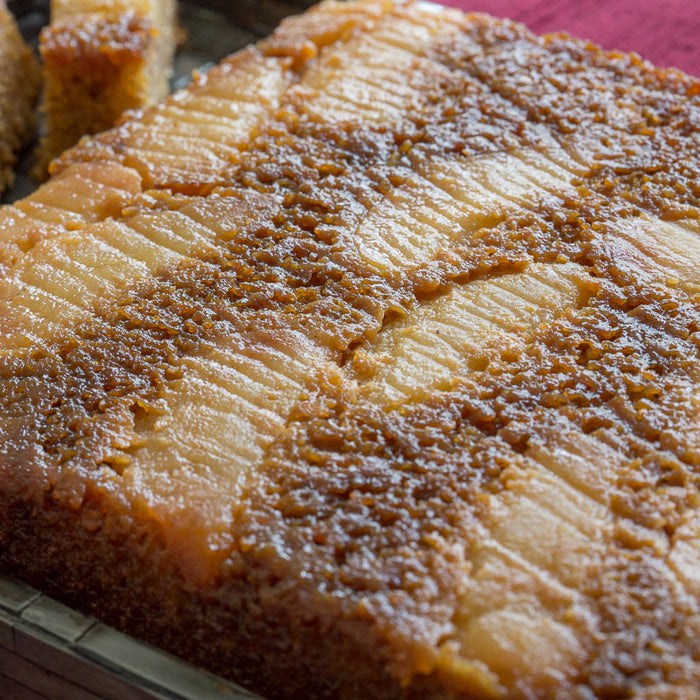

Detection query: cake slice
xmin=0 ymin=0 xmax=41 ymax=192
xmin=1 ymin=2 xmax=700 ymax=698
xmin=37 ymin=0 xmax=178 ymax=173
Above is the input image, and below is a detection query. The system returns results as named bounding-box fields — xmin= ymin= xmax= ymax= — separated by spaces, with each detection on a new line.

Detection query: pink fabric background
xmin=441 ymin=0 xmax=699 ymax=76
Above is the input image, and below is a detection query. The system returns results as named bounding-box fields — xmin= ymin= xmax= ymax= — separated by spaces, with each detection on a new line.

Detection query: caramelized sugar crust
xmin=1 ymin=2 xmax=700 ymax=698
xmin=41 ymin=11 xmax=153 ymax=68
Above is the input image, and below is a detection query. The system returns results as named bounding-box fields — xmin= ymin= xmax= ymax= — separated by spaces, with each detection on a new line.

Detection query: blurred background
xmin=9 ymin=0 xmax=700 ymax=76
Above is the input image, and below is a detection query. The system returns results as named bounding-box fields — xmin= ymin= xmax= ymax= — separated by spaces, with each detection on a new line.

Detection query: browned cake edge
xmin=0 ymin=490 xmax=457 ymax=699
xmin=36 ymin=0 xmax=177 ymax=175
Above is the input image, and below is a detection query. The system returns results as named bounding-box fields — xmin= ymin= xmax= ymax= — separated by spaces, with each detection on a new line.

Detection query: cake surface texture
xmin=1 ymin=1 xmax=700 ymax=698
xmin=37 ymin=0 xmax=177 ymax=172
xmin=0 ymin=0 xmax=42 ymax=192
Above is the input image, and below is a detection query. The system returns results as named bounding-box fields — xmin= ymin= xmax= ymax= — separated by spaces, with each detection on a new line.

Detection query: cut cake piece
xmin=0 ymin=0 xmax=42 ymax=193
xmin=1 ymin=1 xmax=700 ymax=698
xmin=37 ymin=0 xmax=178 ymax=173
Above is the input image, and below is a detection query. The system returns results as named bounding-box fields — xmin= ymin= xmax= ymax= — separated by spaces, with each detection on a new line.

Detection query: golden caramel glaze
xmin=0 ymin=1 xmax=42 ymax=192
xmin=1 ymin=1 xmax=700 ymax=698
xmin=0 ymin=161 xmax=143 ymax=275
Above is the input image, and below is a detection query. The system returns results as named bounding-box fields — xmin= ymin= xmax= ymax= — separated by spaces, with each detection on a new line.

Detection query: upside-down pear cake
xmin=1 ymin=1 xmax=699 ymax=697
xmin=0 ymin=0 xmax=41 ymax=192
xmin=37 ymin=0 xmax=178 ymax=173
